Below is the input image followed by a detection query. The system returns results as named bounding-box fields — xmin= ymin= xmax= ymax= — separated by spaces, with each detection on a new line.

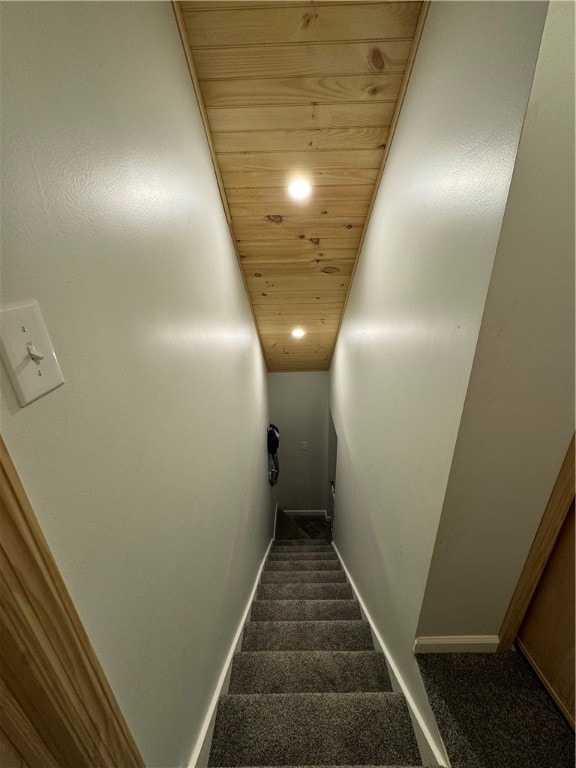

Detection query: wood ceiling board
xmin=256 ymin=297 xmax=343 ymax=305
xmin=266 ymin=358 xmax=332 ymax=366
xmin=266 ymin=349 xmax=332 ymax=359
xmin=259 ymin=311 xmax=341 ymax=322
xmin=254 ymin=296 xmax=346 ymax=306
xmin=218 ymin=150 xmax=382 ymax=173
xmin=241 ymin=250 xmax=357 ymax=266
xmin=265 ymin=351 xmax=335 ymax=366
xmin=234 ymin=214 xmax=365 ymax=227
xmin=243 ymin=259 xmax=355 ymax=277
xmin=269 ymin=364 xmax=331 ymax=372
xmin=230 ymin=200 xmax=371 ymax=218
xmin=222 ymin=168 xmax=380 ymax=187
xmin=258 ymin=302 xmax=344 ymax=311
xmin=184 ymin=1 xmax=415 ymax=7
xmin=214 ymin=127 xmax=389 ymax=154
xmin=257 ymin=320 xmax=343 ymax=331
xmin=267 ymin=362 xmax=331 ymax=371
xmin=182 ymin=3 xmax=422 ymax=48
xmin=265 ymin=347 xmax=334 ymax=354
xmin=263 ymin=338 xmax=338 ymax=349
xmin=237 ymin=240 xmax=358 ymax=258
xmin=265 ymin=351 xmax=334 ymax=362
xmin=247 ymin=277 xmax=350 ymax=292
xmin=206 ymin=102 xmax=396 ymax=131
xmin=192 ymin=40 xmax=412 ymax=80
xmin=201 ymin=73 xmax=403 ymax=108
xmin=250 ymin=293 xmax=348 ymax=306
xmin=227 ymin=186 xmax=374 ymax=204
xmin=260 ymin=323 xmax=341 ymax=335
xmin=266 ymin=340 xmax=336 ymax=350
xmin=233 ymin=222 xmax=363 ymax=241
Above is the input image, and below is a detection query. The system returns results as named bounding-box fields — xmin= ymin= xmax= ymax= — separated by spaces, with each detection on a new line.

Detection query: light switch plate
xmin=0 ymin=300 xmax=65 ymax=406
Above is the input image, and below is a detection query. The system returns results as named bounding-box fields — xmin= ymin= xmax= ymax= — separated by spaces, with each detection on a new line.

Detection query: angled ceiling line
xmin=173 ymin=1 xmax=428 ymax=372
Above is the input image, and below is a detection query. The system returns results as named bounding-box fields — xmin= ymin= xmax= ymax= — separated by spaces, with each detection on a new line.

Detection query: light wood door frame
xmin=0 ymin=436 xmax=145 ymax=768
xmin=498 ymin=434 xmax=575 ymax=651
xmin=516 ymin=499 xmax=575 ymax=727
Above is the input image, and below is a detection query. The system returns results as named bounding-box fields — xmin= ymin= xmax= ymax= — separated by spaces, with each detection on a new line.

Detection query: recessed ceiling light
xmin=288 ymin=178 xmax=312 ymax=200
xmin=292 ymin=327 xmax=306 ymax=339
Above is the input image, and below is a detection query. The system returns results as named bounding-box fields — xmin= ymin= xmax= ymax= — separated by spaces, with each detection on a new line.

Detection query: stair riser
xmin=228 ymin=650 xmax=393 ymax=694
xmin=208 ymin=692 xmax=420 ymax=766
xmin=251 ymin=600 xmax=361 ymax=622
xmin=273 ymin=539 xmax=329 ymax=547
xmin=242 ymin=621 xmax=374 ymax=651
xmin=260 ymin=569 xmax=347 ymax=583
xmin=257 ymin=583 xmax=353 ymax=600
xmin=268 ymin=551 xmax=337 ymax=561
xmin=271 ymin=546 xmax=334 ymax=553
xmin=265 ymin=560 xmax=341 ymax=571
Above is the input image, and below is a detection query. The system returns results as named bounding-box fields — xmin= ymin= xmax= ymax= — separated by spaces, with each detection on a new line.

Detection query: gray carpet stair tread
xmin=271 ymin=545 xmax=334 ymax=553
xmin=251 ymin=599 xmax=361 ymax=622
xmin=265 ymin=560 xmax=342 ymax=571
xmin=242 ymin=620 xmax=374 ymax=651
xmin=260 ymin=569 xmax=347 ymax=584
xmin=268 ymin=551 xmax=338 ymax=561
xmin=257 ymin=582 xmax=352 ymax=600
xmin=208 ymin=692 xmax=421 ymax=766
xmin=273 ymin=539 xmax=332 ymax=545
xmin=274 ymin=539 xmax=329 ymax=545
xmin=228 ymin=650 xmax=392 ymax=694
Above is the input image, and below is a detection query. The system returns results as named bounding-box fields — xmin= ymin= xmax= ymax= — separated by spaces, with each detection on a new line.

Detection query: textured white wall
xmin=329 ymin=0 xmax=547 ymax=755
xmin=0 ymin=4 xmax=271 ymax=766
xmin=417 ymin=1 xmax=575 ymax=639
xmin=268 ymin=372 xmax=329 ymax=510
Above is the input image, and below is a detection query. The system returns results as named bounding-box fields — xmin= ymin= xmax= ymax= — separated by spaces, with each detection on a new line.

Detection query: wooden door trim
xmin=498 ymin=434 xmax=575 ymax=651
xmin=516 ymin=634 xmax=575 ymax=729
xmin=0 ymin=436 xmax=145 ymax=767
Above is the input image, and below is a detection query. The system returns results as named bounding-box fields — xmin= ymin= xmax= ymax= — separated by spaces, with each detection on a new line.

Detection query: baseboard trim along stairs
xmin=413 ymin=636 xmax=500 ymax=654
xmin=198 ymin=527 xmax=446 ymax=768
xmin=187 ymin=539 xmax=273 ymax=768
xmin=333 ymin=543 xmax=449 ymax=767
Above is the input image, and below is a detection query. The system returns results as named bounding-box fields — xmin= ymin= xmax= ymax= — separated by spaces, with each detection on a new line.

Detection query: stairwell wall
xmin=268 ymin=372 xmax=329 ymax=512
xmin=329 ymin=0 xmax=548 ymax=756
xmin=417 ymin=0 xmax=575 ymax=641
xmin=0 ymin=3 xmax=271 ymax=767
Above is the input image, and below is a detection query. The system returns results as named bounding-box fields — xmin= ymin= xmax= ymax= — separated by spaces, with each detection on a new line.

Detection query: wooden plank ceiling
xmin=175 ymin=1 xmax=426 ymax=371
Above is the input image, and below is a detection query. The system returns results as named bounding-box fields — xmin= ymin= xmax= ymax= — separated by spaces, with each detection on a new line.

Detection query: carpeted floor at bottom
xmin=417 ymin=651 xmax=574 ymax=768
xmin=274 ymin=509 xmax=332 ymax=541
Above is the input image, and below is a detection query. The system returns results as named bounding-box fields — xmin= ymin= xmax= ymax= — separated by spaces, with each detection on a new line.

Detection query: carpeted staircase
xmin=208 ymin=533 xmax=427 ymax=767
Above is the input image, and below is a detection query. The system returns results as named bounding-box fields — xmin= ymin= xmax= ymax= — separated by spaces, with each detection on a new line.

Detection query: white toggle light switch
xmin=0 ymin=300 xmax=64 ymax=406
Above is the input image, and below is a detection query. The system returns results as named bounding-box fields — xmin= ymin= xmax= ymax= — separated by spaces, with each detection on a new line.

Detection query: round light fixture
xmin=288 ymin=178 xmax=312 ymax=200
xmin=291 ymin=327 xmax=306 ymax=339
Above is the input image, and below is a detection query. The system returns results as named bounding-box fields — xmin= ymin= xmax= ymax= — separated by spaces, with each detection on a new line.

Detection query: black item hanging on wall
xmin=267 ymin=424 xmax=280 ymax=485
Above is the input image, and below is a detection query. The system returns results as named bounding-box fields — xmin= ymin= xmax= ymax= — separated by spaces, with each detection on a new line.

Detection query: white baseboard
xmin=414 ymin=635 xmax=500 ymax=654
xmin=332 ymin=542 xmax=450 ymax=768
xmin=186 ymin=538 xmax=273 ymax=767
xmin=273 ymin=502 xmax=278 ymax=539
xmin=284 ymin=508 xmax=327 ymax=516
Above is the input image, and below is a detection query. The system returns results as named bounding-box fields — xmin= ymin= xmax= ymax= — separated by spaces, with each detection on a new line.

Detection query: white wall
xmin=417 ymin=1 xmax=575 ymax=639
xmin=329 ymin=0 xmax=547 ymax=757
xmin=268 ymin=372 xmax=329 ymax=510
xmin=0 ymin=4 xmax=271 ymax=767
